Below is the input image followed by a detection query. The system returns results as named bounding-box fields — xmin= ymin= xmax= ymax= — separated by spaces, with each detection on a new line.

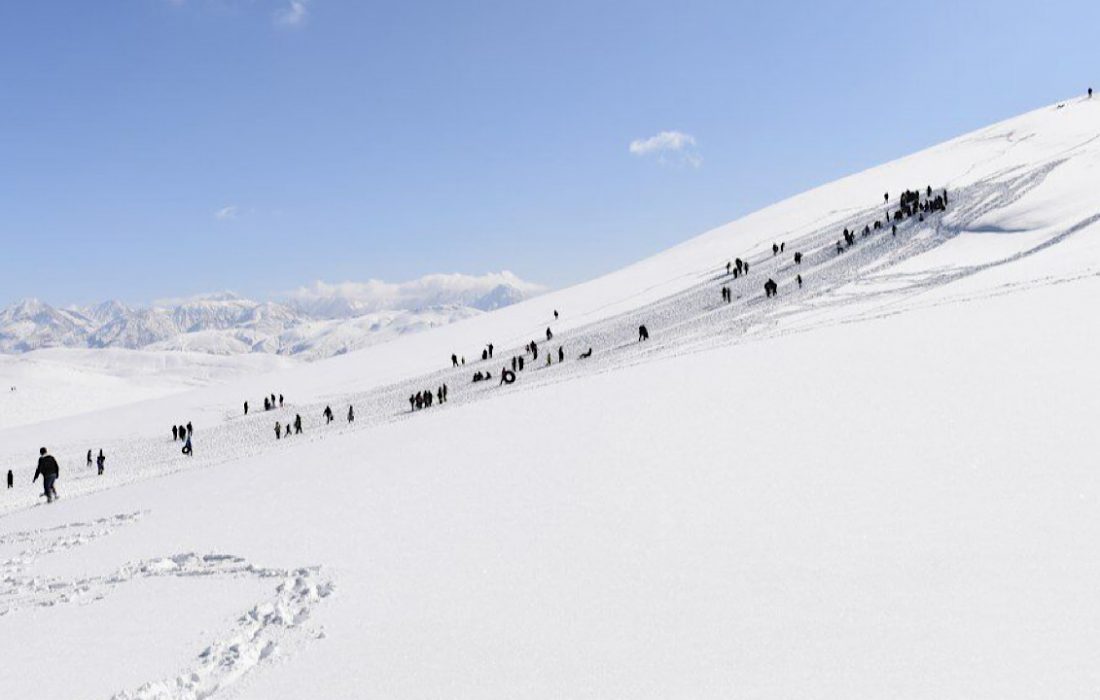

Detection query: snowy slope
xmin=1 ymin=96 xmax=1099 ymax=699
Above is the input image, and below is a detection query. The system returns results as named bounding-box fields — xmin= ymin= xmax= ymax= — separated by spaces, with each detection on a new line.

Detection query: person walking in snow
xmin=279 ymin=394 xmax=284 ymax=408
xmin=244 ymin=401 xmax=249 ymax=415
xmin=187 ymin=422 xmax=193 ymax=437
xmin=86 ymin=449 xmax=92 ymax=467
xmin=172 ymin=425 xmax=179 ymax=441
xmin=408 ymin=394 xmax=416 ymax=411
xmin=530 ymin=341 xmax=539 ymax=361
xmin=546 ymin=327 xmax=553 ymax=341
xmin=558 ymin=346 xmax=564 ymax=363
xmin=96 ymin=450 xmax=105 ymax=476
xmin=772 ymin=243 xmax=779 ymax=256
xmin=347 ymin=405 xmax=355 ymax=423
xmin=6 ymin=469 xmax=12 ymax=489
xmin=33 ymin=447 xmax=60 ymax=503
xmin=452 ymin=353 xmax=459 ymax=368
xmin=797 ymin=274 xmax=803 ymax=289
xmin=181 ymin=434 xmax=192 ymax=456
xmin=554 ymin=310 xmax=559 ymax=319
xmin=638 ymin=324 xmax=649 ymax=342
xmin=275 ymin=422 xmax=282 ymax=440
xmin=295 ymin=414 xmax=302 ymax=434
xmin=323 ymin=406 xmax=333 ymax=424
xmin=264 ymin=397 xmax=271 ymax=411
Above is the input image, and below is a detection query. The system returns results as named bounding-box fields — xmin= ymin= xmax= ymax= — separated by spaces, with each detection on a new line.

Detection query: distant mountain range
xmin=0 ymin=272 xmax=544 ymax=360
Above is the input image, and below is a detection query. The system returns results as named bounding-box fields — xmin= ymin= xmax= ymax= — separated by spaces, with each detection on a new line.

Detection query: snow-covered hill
xmin=0 ymin=272 xmax=543 ymax=359
xmin=2 ymin=96 xmax=1099 ymax=699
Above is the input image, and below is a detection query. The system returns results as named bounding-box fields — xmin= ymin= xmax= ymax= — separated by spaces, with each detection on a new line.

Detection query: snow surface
xmin=1 ymin=96 xmax=1099 ymax=699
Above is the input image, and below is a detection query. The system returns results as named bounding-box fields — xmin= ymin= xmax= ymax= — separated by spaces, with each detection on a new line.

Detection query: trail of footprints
xmin=0 ymin=512 xmax=333 ymax=699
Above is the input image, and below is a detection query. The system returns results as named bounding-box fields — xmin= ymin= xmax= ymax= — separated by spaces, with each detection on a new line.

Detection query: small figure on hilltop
xmin=172 ymin=425 xmax=179 ymax=441
xmin=86 ymin=449 xmax=92 ymax=467
xmin=323 ymin=406 xmax=334 ymax=424
xmin=546 ymin=327 xmax=553 ymax=341
xmin=558 ymin=346 xmax=564 ymax=363
xmin=794 ymin=251 xmax=802 ymax=265
xmin=187 ymin=422 xmax=193 ymax=437
xmin=295 ymin=414 xmax=303 ymax=434
xmin=452 ymin=353 xmax=459 ymax=368
xmin=33 ymin=447 xmax=60 ymax=503
xmin=347 ymin=405 xmax=355 ymax=423
xmin=7 ymin=469 xmax=13 ymax=489
xmin=764 ymin=279 xmax=778 ymax=298
xmin=772 ymin=243 xmax=779 ymax=256
xmin=1089 ymin=87 xmax=1093 ymax=99
xmin=554 ymin=310 xmax=559 ymax=319
xmin=797 ymin=274 xmax=803 ymax=289
xmin=97 ymin=450 xmax=105 ymax=476
xmin=275 ymin=422 xmax=282 ymax=440
xmin=638 ymin=324 xmax=650 ymax=342
xmin=244 ymin=401 xmax=249 ymax=415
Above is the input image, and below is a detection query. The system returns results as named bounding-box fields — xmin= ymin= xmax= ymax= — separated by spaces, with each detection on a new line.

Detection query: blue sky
xmin=0 ymin=0 xmax=1096 ymax=307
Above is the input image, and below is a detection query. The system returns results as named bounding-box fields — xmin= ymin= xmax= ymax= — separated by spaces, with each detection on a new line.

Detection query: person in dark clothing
xmin=244 ymin=401 xmax=249 ymax=415
xmin=488 ymin=343 xmax=494 ymax=358
xmin=744 ymin=261 xmax=750 ymax=274
xmin=892 ymin=224 xmax=897 ymax=236
xmin=33 ymin=448 xmax=60 ymax=503
xmin=452 ymin=353 xmax=459 ymax=368
xmin=780 ymin=242 xmax=785 ymax=253
xmin=796 ymin=274 xmax=803 ymax=289
xmin=558 ymin=346 xmax=564 ymax=363
xmin=6 ymin=469 xmax=12 ymax=489
xmin=546 ymin=327 xmax=553 ymax=341
xmin=518 ymin=356 xmax=525 ymax=371
xmin=172 ymin=425 xmax=179 ymax=441
xmin=1090 ymin=87 xmax=1094 ymax=99
xmin=187 ymin=422 xmax=193 ymax=437
xmin=275 ymin=422 xmax=282 ymax=440
xmin=794 ymin=252 xmax=802 ymax=264
xmin=481 ymin=349 xmax=488 ymax=361
xmin=348 ymin=405 xmax=355 ymax=423
xmin=884 ymin=192 xmax=889 ymax=203
xmin=264 ymin=397 xmax=271 ymax=411
xmin=279 ymin=394 xmax=284 ymax=408
xmin=530 ymin=341 xmax=539 ymax=361
xmin=87 ymin=449 xmax=92 ymax=466
xmin=270 ymin=393 xmax=276 ymax=407
xmin=409 ymin=394 xmax=416 ymax=411
xmin=772 ymin=243 xmax=779 ymax=256
xmin=96 ymin=450 xmax=105 ymax=476
xmin=323 ymin=406 xmax=333 ymax=424
xmin=182 ymin=434 xmax=192 ymax=456
xmin=295 ymin=414 xmax=303 ymax=434
xmin=638 ymin=324 xmax=649 ymax=341
xmin=726 ymin=261 xmax=731 ymax=275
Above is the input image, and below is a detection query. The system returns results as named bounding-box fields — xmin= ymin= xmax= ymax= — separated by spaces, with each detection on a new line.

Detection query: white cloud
xmin=274 ymin=0 xmax=309 ymax=27
xmin=629 ymin=130 xmax=702 ymax=167
xmin=214 ymin=205 xmax=239 ymax=220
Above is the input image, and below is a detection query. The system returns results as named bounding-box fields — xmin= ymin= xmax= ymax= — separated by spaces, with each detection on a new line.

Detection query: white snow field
xmin=2 ymin=97 xmax=1100 ymax=699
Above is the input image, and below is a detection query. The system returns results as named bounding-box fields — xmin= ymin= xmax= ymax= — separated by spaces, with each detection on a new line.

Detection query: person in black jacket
xmin=96 ymin=450 xmax=105 ymax=476
xmin=6 ymin=469 xmax=12 ymax=489
xmin=33 ymin=447 xmax=60 ymax=503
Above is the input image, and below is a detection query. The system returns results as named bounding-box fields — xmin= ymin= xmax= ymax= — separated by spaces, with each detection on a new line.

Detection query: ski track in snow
xmin=0 ymin=154 xmax=1094 ymax=520
xmin=0 ymin=511 xmax=333 ymax=700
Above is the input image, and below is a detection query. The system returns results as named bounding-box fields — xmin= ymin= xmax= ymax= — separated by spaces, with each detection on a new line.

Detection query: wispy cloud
xmin=214 ymin=205 xmax=239 ymax=220
xmin=629 ymin=130 xmax=702 ymax=167
xmin=274 ymin=0 xmax=309 ymax=27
